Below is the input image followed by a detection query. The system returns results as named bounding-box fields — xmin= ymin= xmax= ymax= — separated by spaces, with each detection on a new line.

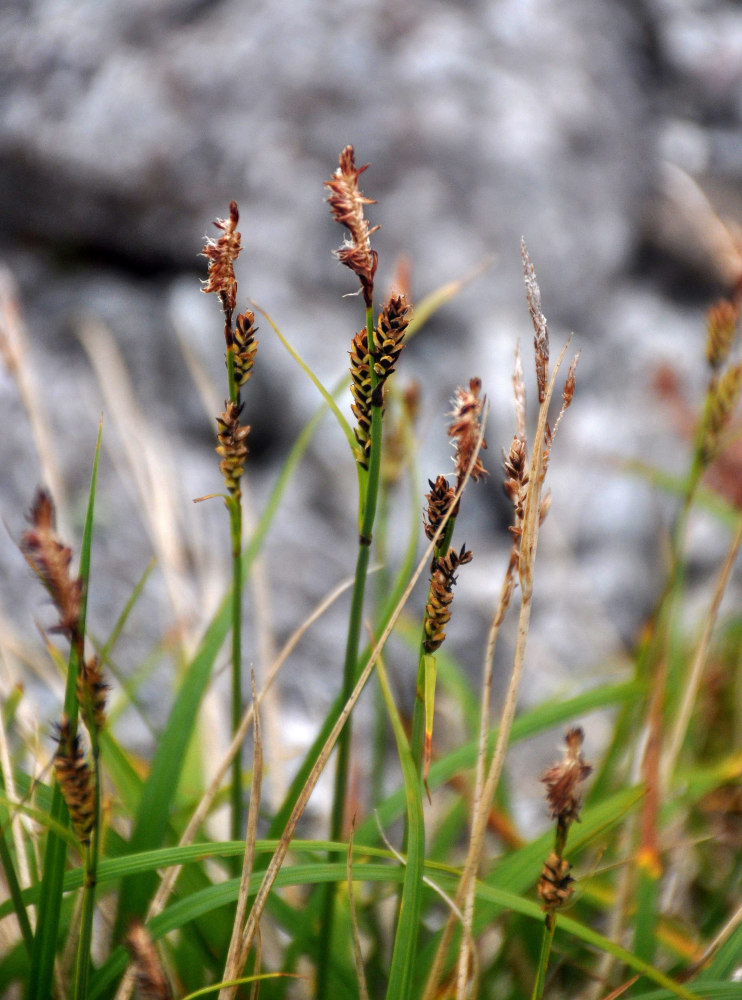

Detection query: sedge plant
xmin=2 ymin=146 xmax=742 ymax=1000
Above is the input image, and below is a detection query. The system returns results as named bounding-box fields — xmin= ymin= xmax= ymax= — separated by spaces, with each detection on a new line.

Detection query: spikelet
xmin=503 ymin=434 xmax=528 ymax=534
xmin=424 ymin=475 xmax=456 ymax=542
xmin=21 ymin=490 xmax=82 ymax=638
xmin=448 ymin=378 xmax=488 ymax=491
xmin=522 ymin=238 xmax=549 ymax=405
xmin=216 ymin=401 xmax=250 ymax=493
xmin=349 ymin=329 xmax=373 ymax=469
xmin=54 ymin=717 xmax=95 ymax=848
xmin=706 ymin=299 xmax=739 ymax=370
xmin=423 ymin=545 xmax=473 ymax=653
xmin=370 ymin=295 xmax=410 ymax=404
xmin=325 ymin=146 xmax=378 ymax=306
xmin=77 ymin=655 xmax=108 ymax=735
xmin=537 ymin=852 xmax=574 ymax=910
xmin=541 ymin=727 xmax=593 ymax=826
xmin=201 ymin=201 xmax=241 ymax=319
xmin=233 ymin=310 xmax=259 ymax=387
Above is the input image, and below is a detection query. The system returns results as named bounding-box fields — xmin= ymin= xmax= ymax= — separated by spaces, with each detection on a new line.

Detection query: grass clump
xmin=0 ymin=145 xmax=741 ymax=1000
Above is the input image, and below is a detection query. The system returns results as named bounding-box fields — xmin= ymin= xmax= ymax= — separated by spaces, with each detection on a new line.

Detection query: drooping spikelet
xmin=325 ymin=145 xmax=378 ymax=306
xmin=21 ymin=490 xmax=82 ymax=638
xmin=700 ymin=361 xmax=742 ymax=466
xmin=54 ymin=717 xmax=95 ymax=848
xmin=370 ymin=295 xmax=410 ymax=404
xmin=216 ymin=401 xmax=250 ymax=493
xmin=706 ymin=299 xmax=739 ymax=370
xmin=537 ymin=852 xmax=574 ymax=910
xmin=423 ymin=544 xmax=473 ymax=653
xmin=522 ymin=238 xmax=549 ymax=405
xmin=424 ymin=475 xmax=456 ymax=543
xmin=126 ymin=922 xmax=173 ymax=1000
xmin=233 ymin=310 xmax=259 ymax=387
xmin=541 ymin=727 xmax=593 ymax=827
xmin=349 ymin=329 xmax=373 ymax=469
xmin=77 ymin=655 xmax=108 ymax=735
xmin=201 ymin=201 xmax=242 ymax=320
xmin=448 ymin=378 xmax=488 ymax=492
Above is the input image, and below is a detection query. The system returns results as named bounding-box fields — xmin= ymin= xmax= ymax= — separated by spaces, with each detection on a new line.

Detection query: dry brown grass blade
xmin=235 ymin=413 xmax=487 ymax=964
xmin=419 ymin=341 xmax=572 ymax=1000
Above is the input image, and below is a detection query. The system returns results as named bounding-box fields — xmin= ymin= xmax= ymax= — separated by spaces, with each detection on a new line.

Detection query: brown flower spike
xmin=541 ymin=727 xmax=593 ymax=827
xmin=21 ymin=490 xmax=82 ymax=638
xmin=424 ymin=475 xmax=456 ymax=542
xmin=423 ymin=545 xmax=473 ymax=653
xmin=325 ymin=145 xmax=378 ymax=306
xmin=202 ymin=201 xmax=242 ymax=322
xmin=216 ymin=401 xmax=250 ymax=494
xmin=54 ymin=717 xmax=95 ymax=848
xmin=448 ymin=378 xmax=488 ymax=493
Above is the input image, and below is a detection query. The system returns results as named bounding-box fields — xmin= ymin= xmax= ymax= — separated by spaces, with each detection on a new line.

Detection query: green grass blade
xmin=28 ymin=419 xmax=102 ymax=1000
xmin=112 ymin=398 xmax=328 ymax=938
xmin=257 ymin=303 xmax=357 ymax=460
xmin=375 ymin=653 xmax=425 ymax=1000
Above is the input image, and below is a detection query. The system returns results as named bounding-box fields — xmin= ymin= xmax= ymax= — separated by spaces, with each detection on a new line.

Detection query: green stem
xmin=317 ymin=304 xmax=379 ymax=996
xmin=73 ymin=741 xmax=101 ymax=1000
xmin=531 ymin=915 xmax=557 ymax=1000
xmin=230 ymin=496 xmax=243 ymax=844
xmin=226 ymin=344 xmax=244 ymax=845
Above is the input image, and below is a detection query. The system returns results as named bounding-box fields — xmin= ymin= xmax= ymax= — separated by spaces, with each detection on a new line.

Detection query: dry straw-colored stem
xmin=662 ymin=510 xmax=742 ymax=787
xmin=423 ymin=338 xmax=572 ymax=1000
xmin=234 ymin=417 xmax=486 ymax=965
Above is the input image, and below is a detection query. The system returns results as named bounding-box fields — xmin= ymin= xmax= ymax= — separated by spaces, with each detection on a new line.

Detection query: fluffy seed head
xmin=325 ymin=146 xmax=378 ymax=306
xmin=201 ymin=201 xmax=242 ymax=315
xmin=541 ymin=727 xmax=592 ymax=825
xmin=448 ymin=378 xmax=488 ymax=489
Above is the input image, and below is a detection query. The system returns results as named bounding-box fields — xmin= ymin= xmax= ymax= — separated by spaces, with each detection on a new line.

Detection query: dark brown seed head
xmin=54 ymin=717 xmax=95 ymax=848
xmin=233 ymin=310 xmax=259 ymax=387
xmin=537 ymin=851 xmax=574 ymax=910
xmin=424 ymin=475 xmax=456 ymax=542
xmin=423 ymin=544 xmax=473 ymax=653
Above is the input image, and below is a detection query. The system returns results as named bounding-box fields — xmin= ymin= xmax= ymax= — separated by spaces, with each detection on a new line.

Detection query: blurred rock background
xmin=1 ymin=0 xmax=741 ymax=805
